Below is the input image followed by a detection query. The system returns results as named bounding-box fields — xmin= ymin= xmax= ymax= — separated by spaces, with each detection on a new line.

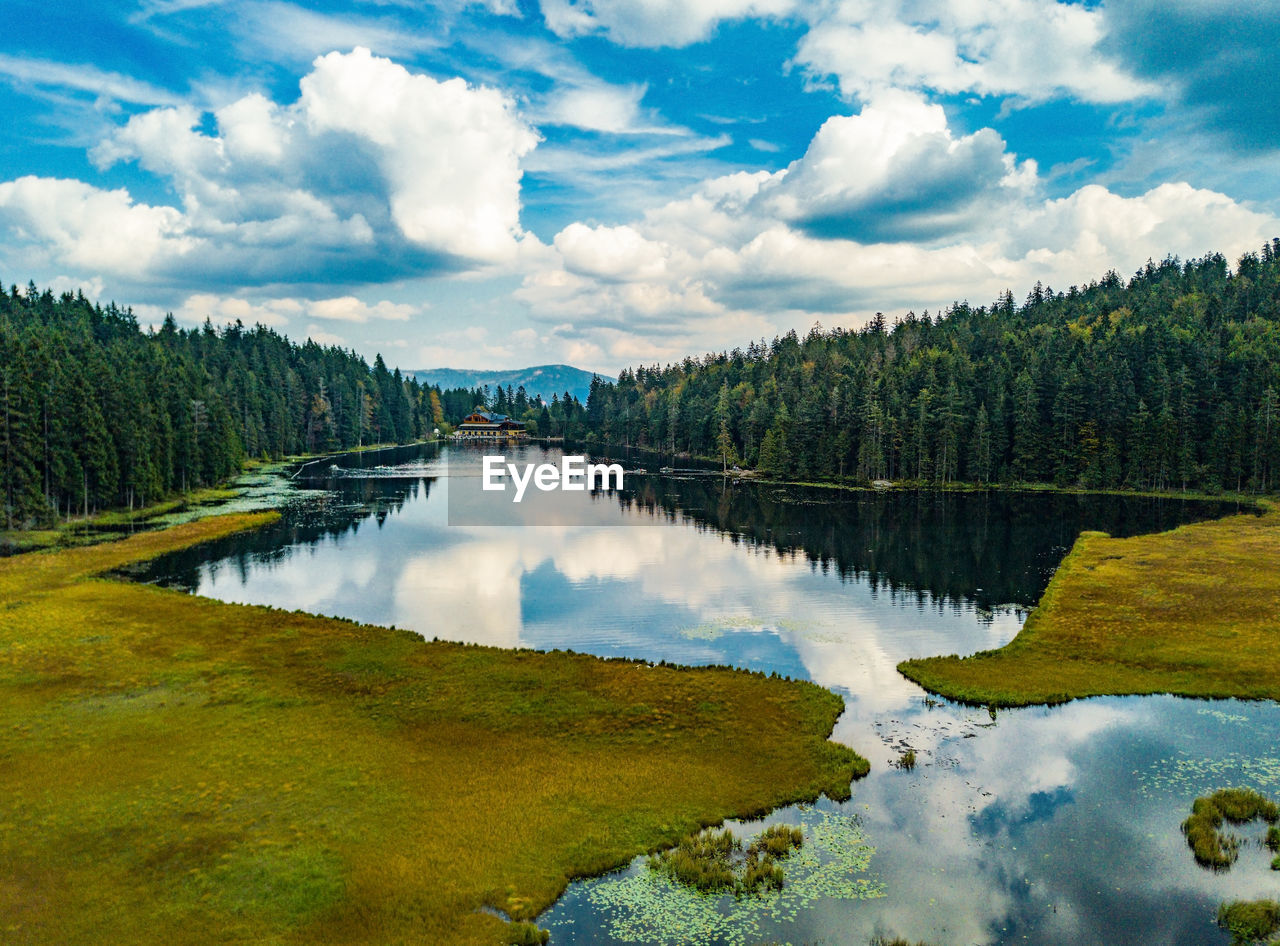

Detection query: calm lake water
xmin=132 ymin=442 xmax=1280 ymax=946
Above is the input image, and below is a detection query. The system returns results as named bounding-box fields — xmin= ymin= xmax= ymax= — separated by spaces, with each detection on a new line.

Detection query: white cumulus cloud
xmin=517 ymin=91 xmax=1280 ymax=370
xmin=0 ymin=175 xmax=193 ymax=277
xmin=1 ymin=48 xmax=538 ymax=293
xmin=794 ymin=0 xmax=1155 ymax=105
xmin=758 ymin=90 xmax=1036 ymax=241
xmin=299 ymin=47 xmax=538 ymax=262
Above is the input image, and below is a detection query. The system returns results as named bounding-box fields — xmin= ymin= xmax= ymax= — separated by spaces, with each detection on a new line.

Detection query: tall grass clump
xmin=896 ymin=749 xmax=917 ymax=771
xmin=1217 ymin=900 xmax=1280 ymax=945
xmin=1183 ymin=788 xmax=1280 ymax=870
xmin=648 ymin=828 xmax=740 ymax=892
xmin=648 ymin=823 xmax=804 ymax=896
xmin=749 ymin=824 xmax=803 ymax=859
xmin=505 ymin=921 xmax=550 ymax=945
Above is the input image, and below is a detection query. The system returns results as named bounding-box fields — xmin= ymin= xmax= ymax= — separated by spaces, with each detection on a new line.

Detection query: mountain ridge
xmin=408 ymin=364 xmax=612 ymax=404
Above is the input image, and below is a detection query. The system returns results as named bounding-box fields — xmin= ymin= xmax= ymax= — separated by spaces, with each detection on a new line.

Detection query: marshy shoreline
xmin=0 ymin=511 xmax=867 ymax=945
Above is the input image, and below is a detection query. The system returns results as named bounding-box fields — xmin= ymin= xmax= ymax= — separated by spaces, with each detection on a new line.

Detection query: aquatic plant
xmin=648 ymin=823 xmax=803 ymax=896
xmin=1217 ymin=900 xmax=1280 ymax=945
xmin=1183 ymin=788 xmax=1280 ymax=870
xmin=647 ymin=828 xmax=741 ymax=894
xmin=1265 ymin=825 xmax=1280 ymax=871
xmin=749 ymin=825 xmax=804 ymax=860
xmin=897 ymin=749 xmax=917 ymax=771
xmin=565 ymin=807 xmax=883 ymax=946
xmin=1135 ymin=753 xmax=1280 ymax=801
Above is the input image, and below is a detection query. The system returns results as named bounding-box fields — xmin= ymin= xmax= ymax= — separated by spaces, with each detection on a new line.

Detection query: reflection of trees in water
xmin=136 ymin=435 xmax=1244 ymax=614
xmin=136 ymin=473 xmax=435 ymax=592
xmin=618 ymin=478 xmax=1243 ymax=613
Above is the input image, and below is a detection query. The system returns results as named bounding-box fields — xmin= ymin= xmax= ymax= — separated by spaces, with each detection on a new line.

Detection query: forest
xmin=6 ymin=238 xmax=1280 ymax=529
xmin=0 ymin=283 xmax=586 ymax=529
xmin=581 ymin=240 xmax=1280 ymax=495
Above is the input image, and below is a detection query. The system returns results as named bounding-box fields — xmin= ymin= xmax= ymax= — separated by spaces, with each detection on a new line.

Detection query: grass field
xmin=898 ymin=502 xmax=1280 ymax=706
xmin=0 ymin=514 xmax=866 ymax=945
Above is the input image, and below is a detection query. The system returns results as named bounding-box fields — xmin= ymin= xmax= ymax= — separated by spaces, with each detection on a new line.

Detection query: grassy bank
xmin=0 ymin=514 xmax=866 ymax=945
xmin=898 ymin=502 xmax=1280 ymax=706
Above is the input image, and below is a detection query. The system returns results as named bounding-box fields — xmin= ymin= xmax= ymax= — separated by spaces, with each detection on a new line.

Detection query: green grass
xmin=504 ymin=920 xmax=550 ymax=945
xmin=1179 ymin=790 xmax=1280 ymax=941
xmin=0 ymin=514 xmax=866 ymax=945
xmin=1182 ymin=789 xmax=1280 ymax=870
xmin=1218 ymin=900 xmax=1280 ymax=945
xmin=750 ymin=824 xmax=804 ymax=859
xmin=647 ymin=823 xmax=805 ymax=896
xmin=898 ymin=502 xmax=1280 ymax=706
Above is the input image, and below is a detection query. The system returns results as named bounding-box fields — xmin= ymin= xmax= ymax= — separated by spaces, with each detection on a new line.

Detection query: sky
xmin=1 ymin=0 xmax=1279 ymax=375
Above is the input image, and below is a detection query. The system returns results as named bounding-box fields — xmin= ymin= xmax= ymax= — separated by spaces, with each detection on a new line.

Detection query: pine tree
xmin=1011 ymin=369 xmax=1040 ymax=482
xmin=969 ymin=403 xmax=992 ymax=483
xmin=1254 ymin=387 xmax=1279 ymax=491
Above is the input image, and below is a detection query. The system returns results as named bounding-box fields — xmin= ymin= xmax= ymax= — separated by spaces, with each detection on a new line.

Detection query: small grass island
xmin=0 ymin=514 xmax=867 ymax=945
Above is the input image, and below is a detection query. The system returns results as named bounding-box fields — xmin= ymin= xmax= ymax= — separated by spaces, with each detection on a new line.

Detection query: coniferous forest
xmin=0 ymin=284 xmax=420 ymax=527
xmin=6 ymin=240 xmax=1280 ymax=529
xmin=0 ymin=281 xmax=592 ymax=529
xmin=582 ymin=241 xmax=1280 ymax=495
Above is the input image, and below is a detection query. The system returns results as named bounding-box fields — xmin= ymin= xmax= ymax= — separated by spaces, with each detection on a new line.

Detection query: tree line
xmin=0 ymin=281 xmax=595 ymax=529
xmin=582 ymin=240 xmax=1280 ymax=494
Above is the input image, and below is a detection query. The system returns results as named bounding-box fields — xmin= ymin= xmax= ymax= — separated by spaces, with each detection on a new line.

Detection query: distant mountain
xmin=407 ymin=364 xmax=612 ymax=405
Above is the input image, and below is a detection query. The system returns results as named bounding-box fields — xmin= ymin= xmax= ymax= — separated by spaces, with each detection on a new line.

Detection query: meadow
xmin=0 ymin=513 xmax=866 ymax=945
xmin=898 ymin=502 xmax=1280 ymax=705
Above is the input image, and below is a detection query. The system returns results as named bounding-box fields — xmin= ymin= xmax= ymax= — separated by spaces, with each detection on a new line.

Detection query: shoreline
xmin=2 ymin=511 xmax=868 ymax=945
xmin=574 ymin=439 xmax=1274 ymax=507
xmin=0 ymin=439 xmax=440 ymax=556
xmin=898 ymin=501 xmax=1280 ymax=707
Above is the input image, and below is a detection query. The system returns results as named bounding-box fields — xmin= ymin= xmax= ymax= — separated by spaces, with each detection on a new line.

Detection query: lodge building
xmin=454 ymin=409 xmax=528 ymax=440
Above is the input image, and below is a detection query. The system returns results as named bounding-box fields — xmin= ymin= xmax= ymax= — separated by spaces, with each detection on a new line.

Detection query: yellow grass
xmin=0 ymin=513 xmax=865 ymax=944
xmin=898 ymin=502 xmax=1280 ymax=705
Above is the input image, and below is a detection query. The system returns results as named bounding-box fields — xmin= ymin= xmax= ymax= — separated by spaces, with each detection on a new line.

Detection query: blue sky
xmin=1 ymin=0 xmax=1278 ymax=374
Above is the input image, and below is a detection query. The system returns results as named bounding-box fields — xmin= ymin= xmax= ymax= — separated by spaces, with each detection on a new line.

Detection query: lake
xmin=130 ymin=442 xmax=1280 ymax=946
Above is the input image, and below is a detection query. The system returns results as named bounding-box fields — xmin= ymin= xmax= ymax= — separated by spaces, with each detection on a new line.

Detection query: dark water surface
xmin=132 ymin=443 xmax=1280 ymax=946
